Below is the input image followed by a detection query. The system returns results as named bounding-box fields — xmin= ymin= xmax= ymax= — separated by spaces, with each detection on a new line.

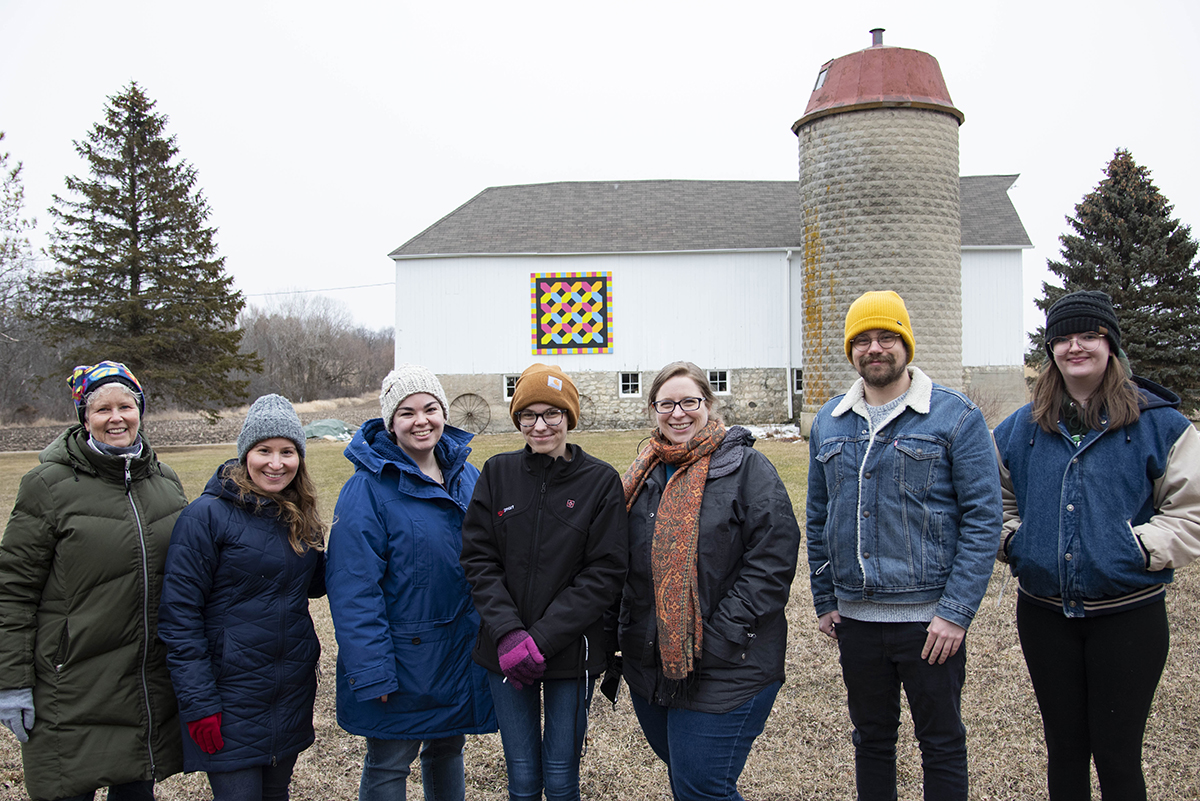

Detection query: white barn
xmin=389 ymin=177 xmax=1030 ymax=433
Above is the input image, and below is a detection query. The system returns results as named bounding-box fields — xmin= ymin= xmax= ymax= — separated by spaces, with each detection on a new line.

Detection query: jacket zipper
xmin=272 ymin=524 xmax=293 ymax=764
xmin=125 ymin=455 xmax=157 ymax=777
xmin=523 ymin=463 xmax=551 ymax=618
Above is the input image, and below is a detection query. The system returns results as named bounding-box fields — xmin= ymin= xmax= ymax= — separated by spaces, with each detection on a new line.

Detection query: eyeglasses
xmin=651 ymin=397 xmax=704 ymax=414
xmin=1048 ymin=332 xmax=1105 ymax=354
xmin=516 ymin=408 xmax=565 ymax=428
xmin=851 ymin=332 xmax=902 ymax=352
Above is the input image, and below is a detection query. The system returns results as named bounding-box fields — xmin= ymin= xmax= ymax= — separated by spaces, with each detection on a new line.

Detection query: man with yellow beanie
xmin=805 ymin=290 xmax=1002 ymax=800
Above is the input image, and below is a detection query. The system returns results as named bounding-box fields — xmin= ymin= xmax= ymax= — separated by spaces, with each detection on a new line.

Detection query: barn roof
xmin=960 ymin=175 xmax=1033 ymax=248
xmin=390 ymin=176 xmax=1031 ymax=258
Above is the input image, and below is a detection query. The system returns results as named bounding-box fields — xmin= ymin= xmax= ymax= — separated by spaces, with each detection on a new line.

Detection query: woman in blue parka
xmin=326 ymin=365 xmax=495 ymax=801
xmin=159 ymin=395 xmax=326 ymax=801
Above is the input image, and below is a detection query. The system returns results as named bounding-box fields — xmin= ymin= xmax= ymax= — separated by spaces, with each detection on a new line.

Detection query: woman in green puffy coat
xmin=0 ymin=362 xmax=187 ymax=801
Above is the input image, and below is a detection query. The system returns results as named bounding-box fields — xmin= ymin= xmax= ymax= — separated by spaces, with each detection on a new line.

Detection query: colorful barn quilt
xmin=531 ymin=272 xmax=613 ymax=355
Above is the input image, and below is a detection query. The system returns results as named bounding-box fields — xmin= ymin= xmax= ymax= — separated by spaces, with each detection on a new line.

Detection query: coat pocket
xmin=815 ymin=440 xmax=845 ymax=497
xmin=53 ymin=620 xmax=70 ymax=673
xmin=391 ymin=619 xmax=468 ymax=711
xmin=892 ymin=439 xmax=943 ymax=496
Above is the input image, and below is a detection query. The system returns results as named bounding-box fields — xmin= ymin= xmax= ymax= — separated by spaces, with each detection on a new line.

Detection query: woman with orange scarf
xmin=619 ymin=361 xmax=802 ymax=801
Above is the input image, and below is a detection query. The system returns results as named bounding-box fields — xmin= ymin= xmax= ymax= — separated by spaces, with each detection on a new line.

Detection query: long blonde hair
xmin=223 ymin=460 xmax=326 ymax=555
xmin=1030 ymin=353 xmax=1142 ymax=433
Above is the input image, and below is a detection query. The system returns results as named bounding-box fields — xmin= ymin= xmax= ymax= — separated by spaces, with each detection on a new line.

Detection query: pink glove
xmin=497 ymin=629 xmax=546 ymax=690
xmin=187 ymin=712 xmax=224 ymax=754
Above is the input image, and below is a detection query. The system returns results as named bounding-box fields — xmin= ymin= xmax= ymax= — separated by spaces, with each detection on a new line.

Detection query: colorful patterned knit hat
xmin=68 ymin=361 xmax=144 ymax=424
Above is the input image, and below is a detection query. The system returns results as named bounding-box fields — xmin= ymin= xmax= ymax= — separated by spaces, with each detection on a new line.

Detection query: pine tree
xmin=1029 ymin=148 xmax=1200 ymax=413
xmin=29 ymin=83 xmax=259 ymax=419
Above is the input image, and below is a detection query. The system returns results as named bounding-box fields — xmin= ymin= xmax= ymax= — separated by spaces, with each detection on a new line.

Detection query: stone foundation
xmin=961 ymin=364 xmax=1028 ymax=427
xmin=437 ymin=369 xmax=798 ymax=433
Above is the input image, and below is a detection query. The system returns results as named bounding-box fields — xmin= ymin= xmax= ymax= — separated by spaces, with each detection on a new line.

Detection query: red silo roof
xmin=792 ymin=42 xmax=964 ymax=132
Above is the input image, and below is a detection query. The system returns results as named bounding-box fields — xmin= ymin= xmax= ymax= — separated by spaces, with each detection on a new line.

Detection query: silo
xmin=793 ymin=28 xmax=964 ymax=422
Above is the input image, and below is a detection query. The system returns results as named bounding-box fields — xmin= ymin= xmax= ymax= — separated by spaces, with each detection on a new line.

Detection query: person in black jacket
xmin=159 ymin=395 xmax=326 ymax=801
xmin=620 ymin=361 xmax=801 ymax=801
xmin=461 ymin=364 xmax=628 ymax=801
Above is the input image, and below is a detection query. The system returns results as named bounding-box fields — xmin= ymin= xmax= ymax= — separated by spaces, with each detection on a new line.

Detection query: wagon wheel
xmin=449 ymin=393 xmax=491 ymax=433
xmin=575 ymin=393 xmax=596 ymax=430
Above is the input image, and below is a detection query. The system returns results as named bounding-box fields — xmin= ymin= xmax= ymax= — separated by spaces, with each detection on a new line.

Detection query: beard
xmin=857 ymin=352 xmax=907 ymax=389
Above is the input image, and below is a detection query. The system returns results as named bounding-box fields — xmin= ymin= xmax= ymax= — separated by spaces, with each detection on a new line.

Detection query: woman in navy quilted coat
xmin=159 ymin=395 xmax=327 ymax=801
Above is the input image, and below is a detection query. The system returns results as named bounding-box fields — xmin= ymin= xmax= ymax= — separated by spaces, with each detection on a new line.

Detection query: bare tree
xmin=0 ymin=132 xmax=35 ymax=338
xmin=0 ymin=133 xmax=74 ymax=424
xmin=238 ymin=295 xmax=393 ymax=403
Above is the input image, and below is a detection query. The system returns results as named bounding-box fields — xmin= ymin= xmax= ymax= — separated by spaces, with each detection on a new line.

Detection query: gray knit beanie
xmin=380 ymin=364 xmax=449 ymax=432
xmin=238 ymin=394 xmax=306 ymax=462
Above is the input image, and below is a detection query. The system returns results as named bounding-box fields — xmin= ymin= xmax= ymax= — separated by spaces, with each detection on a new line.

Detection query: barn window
xmin=794 ymin=368 xmax=804 ymax=394
xmin=708 ymin=370 xmax=729 ymax=395
xmin=619 ymin=372 xmax=641 ymax=397
xmin=504 ymin=375 xmax=519 ymax=401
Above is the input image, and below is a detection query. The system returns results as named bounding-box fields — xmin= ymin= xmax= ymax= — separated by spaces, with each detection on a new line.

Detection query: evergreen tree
xmin=1029 ymin=148 xmax=1200 ymax=413
xmin=29 ymin=82 xmax=259 ymax=419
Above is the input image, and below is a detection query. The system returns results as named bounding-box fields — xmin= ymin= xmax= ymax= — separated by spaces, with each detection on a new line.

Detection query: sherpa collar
xmin=831 ymin=365 xmax=933 ymax=420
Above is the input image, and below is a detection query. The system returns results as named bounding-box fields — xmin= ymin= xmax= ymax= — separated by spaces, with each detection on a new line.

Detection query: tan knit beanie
xmin=510 ymin=363 xmax=580 ymax=430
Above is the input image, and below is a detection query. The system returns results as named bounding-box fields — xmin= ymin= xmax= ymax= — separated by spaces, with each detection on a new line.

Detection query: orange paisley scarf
xmin=622 ymin=420 xmax=726 ymax=680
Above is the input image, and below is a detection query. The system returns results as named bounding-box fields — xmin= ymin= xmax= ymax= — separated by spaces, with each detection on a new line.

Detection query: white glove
xmin=0 ymin=688 xmax=35 ymax=743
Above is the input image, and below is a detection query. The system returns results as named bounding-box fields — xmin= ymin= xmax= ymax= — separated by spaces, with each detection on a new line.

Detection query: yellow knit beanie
xmin=844 ymin=290 xmax=915 ymax=363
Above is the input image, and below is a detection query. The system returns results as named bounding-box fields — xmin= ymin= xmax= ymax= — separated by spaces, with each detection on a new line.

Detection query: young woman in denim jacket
xmin=994 ymin=291 xmax=1200 ymax=801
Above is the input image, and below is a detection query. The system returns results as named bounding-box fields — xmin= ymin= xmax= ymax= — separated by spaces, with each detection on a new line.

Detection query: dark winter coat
xmin=158 ymin=461 xmax=325 ymax=773
xmin=326 ymin=418 xmax=495 ymax=739
xmin=461 ymin=444 xmax=628 ymax=680
xmin=0 ymin=426 xmax=187 ymax=801
xmin=620 ymin=427 xmax=801 ymax=713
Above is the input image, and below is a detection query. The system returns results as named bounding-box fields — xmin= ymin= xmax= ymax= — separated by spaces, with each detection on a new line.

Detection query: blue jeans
xmin=629 ymin=681 xmax=780 ymax=801
xmin=206 ymin=753 xmax=298 ymax=801
xmin=359 ymin=735 xmax=467 ymax=801
xmin=56 ymin=780 xmax=155 ymax=801
xmin=837 ymin=618 xmax=968 ymax=801
xmin=487 ymin=671 xmax=595 ymax=801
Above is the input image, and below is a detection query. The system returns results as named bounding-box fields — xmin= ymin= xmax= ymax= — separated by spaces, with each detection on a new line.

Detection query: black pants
xmin=837 ymin=618 xmax=968 ymax=801
xmin=1017 ymin=597 xmax=1169 ymax=801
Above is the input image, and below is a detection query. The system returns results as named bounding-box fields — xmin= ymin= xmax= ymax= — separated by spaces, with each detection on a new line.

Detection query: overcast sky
xmin=3 ymin=0 xmax=1198 ymax=335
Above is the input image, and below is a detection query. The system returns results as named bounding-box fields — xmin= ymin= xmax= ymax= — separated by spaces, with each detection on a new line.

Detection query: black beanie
xmin=1045 ymin=290 xmax=1121 ymax=357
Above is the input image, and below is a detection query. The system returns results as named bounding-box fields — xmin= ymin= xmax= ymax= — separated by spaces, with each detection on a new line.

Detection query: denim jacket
xmin=994 ymin=377 xmax=1200 ymax=617
xmin=806 ymin=367 xmax=1003 ymax=630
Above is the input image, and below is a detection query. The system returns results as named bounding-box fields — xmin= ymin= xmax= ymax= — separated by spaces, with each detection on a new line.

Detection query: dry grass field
xmin=2 ymin=430 xmax=1199 ymax=800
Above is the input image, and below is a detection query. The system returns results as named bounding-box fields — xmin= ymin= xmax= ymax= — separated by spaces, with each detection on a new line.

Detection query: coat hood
xmin=40 ymin=424 xmax=162 ymax=483
xmin=201 ymin=459 xmax=280 ymax=509
xmin=1134 ymin=375 xmax=1182 ymax=412
xmin=344 ymin=417 xmax=474 ymax=499
xmin=710 ymin=424 xmax=755 ymax=479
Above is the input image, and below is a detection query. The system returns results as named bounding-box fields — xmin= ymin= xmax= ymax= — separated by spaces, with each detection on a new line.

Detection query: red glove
xmin=187 ymin=712 xmax=224 ymax=754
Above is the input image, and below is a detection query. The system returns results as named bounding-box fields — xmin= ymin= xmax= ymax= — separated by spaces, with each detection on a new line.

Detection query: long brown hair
xmin=1030 ymin=353 xmax=1142 ymax=433
xmin=224 ymin=460 xmax=326 ymax=555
